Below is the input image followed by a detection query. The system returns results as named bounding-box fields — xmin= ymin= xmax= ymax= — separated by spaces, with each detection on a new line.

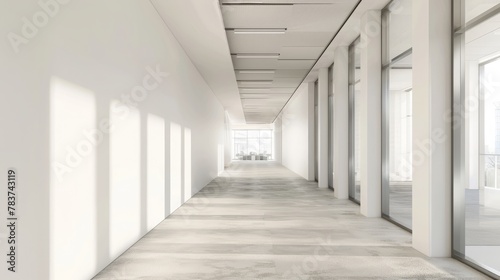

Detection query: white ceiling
xmin=151 ymin=0 xmax=401 ymax=124
xmin=466 ymin=11 xmax=500 ymax=62
xmin=150 ymin=0 xmax=246 ymax=123
xmin=220 ymin=0 xmax=360 ymax=123
xmin=305 ymin=0 xmax=391 ymax=82
xmin=151 ymin=0 xmax=500 ymax=125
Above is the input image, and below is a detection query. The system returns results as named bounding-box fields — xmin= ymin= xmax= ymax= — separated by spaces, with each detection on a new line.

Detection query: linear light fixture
xmin=241 ymin=96 xmax=271 ymax=99
xmin=222 ymin=1 xmax=264 ymax=4
xmin=239 ymin=87 xmax=270 ymax=91
xmin=238 ymin=80 xmax=273 ymax=85
xmin=233 ymin=28 xmax=286 ymax=35
xmin=235 ymin=53 xmax=280 ymax=59
xmin=222 ymin=2 xmax=332 ymax=5
xmin=238 ymin=70 xmax=276 ymax=74
xmin=222 ymin=2 xmax=291 ymax=5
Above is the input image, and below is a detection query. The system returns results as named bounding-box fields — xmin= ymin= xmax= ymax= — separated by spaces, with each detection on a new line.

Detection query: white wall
xmin=281 ymin=83 xmax=315 ymax=180
xmin=0 ymin=1 xmax=225 ymax=280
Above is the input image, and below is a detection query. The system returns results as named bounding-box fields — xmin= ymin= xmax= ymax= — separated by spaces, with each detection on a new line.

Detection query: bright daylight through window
xmin=232 ymin=130 xmax=273 ymax=160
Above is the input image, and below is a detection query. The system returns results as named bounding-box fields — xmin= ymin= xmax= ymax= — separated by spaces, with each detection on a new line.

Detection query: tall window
xmin=232 ymin=130 xmax=273 ymax=160
xmin=348 ymin=37 xmax=361 ymax=203
xmin=381 ymin=0 xmax=413 ymax=231
xmin=453 ymin=1 xmax=500 ymax=277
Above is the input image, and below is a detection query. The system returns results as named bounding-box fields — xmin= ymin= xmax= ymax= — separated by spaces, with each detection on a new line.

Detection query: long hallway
xmin=94 ymin=162 xmax=487 ymax=279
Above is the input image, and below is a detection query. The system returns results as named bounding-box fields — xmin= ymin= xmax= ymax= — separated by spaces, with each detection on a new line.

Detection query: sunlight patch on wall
xmin=50 ymin=76 xmax=97 ymax=280
xmin=109 ymin=100 xmax=141 ymax=259
xmin=147 ymin=114 xmax=166 ymax=229
xmin=170 ymin=122 xmax=182 ymax=212
xmin=183 ymin=128 xmax=192 ymax=202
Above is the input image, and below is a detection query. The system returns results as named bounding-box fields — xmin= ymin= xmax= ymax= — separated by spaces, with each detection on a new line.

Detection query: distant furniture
xmin=236 ymin=153 xmax=271 ymax=161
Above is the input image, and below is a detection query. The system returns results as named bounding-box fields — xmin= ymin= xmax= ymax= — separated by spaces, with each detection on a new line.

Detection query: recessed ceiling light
xmin=239 ymin=88 xmax=270 ymax=91
xmin=238 ymin=80 xmax=273 ymax=85
xmin=235 ymin=53 xmax=280 ymax=59
xmin=222 ymin=1 xmax=264 ymax=4
xmin=233 ymin=28 xmax=286 ymax=35
xmin=241 ymin=96 xmax=271 ymax=99
xmin=239 ymin=70 xmax=276 ymax=74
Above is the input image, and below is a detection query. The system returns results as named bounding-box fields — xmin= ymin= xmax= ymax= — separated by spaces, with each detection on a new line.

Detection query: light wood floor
xmin=93 ymin=161 xmax=490 ymax=279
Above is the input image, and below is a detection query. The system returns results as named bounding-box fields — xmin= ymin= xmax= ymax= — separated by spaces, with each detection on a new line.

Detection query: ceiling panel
xmin=221 ymin=5 xmax=293 ymax=28
xmin=221 ymin=0 xmax=360 ymax=123
xmin=221 ymin=0 xmax=356 ymax=5
xmin=282 ymin=32 xmax=334 ymax=46
xmin=273 ymin=69 xmax=310 ymax=77
xmin=243 ymin=99 xmax=287 ymax=106
xmin=235 ymin=72 xmax=276 ymax=80
xmin=288 ymin=3 xmax=354 ymax=31
xmin=226 ymin=32 xmax=285 ymax=53
xmin=232 ymin=57 xmax=279 ymax=69
xmin=276 ymin=59 xmax=316 ymax=69
xmin=279 ymin=46 xmax=325 ymax=59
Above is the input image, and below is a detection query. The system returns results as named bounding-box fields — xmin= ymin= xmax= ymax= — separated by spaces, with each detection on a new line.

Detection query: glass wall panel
xmin=388 ymin=0 xmax=412 ymax=59
xmin=381 ymin=0 xmax=413 ymax=231
xmin=235 ymin=130 xmax=247 ymax=138
xmin=454 ymin=1 xmax=500 ymax=277
xmin=260 ymin=130 xmax=271 ymax=138
xmin=329 ymin=95 xmax=334 ymax=189
xmin=260 ymin=139 xmax=272 ymax=155
xmin=349 ymin=37 xmax=361 ymax=203
xmin=248 ymin=130 xmax=260 ymax=138
xmin=248 ymin=139 xmax=259 ymax=154
xmin=232 ymin=129 xmax=273 ymax=160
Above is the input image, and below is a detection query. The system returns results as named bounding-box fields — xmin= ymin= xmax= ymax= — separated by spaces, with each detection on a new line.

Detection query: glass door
xmin=453 ymin=1 xmax=500 ymax=277
xmin=381 ymin=0 xmax=413 ymax=231
xmin=348 ymin=37 xmax=361 ymax=203
xmin=329 ymin=94 xmax=334 ymax=189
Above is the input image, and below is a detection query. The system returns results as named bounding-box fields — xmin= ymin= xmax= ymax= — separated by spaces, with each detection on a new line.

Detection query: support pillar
xmin=333 ymin=47 xmax=349 ymax=198
xmin=360 ymin=10 xmax=382 ymax=217
xmin=412 ymin=0 xmax=452 ymax=257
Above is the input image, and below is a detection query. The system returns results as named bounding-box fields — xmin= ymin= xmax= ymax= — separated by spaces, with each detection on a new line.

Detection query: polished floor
xmin=93 ymin=161 xmax=490 ymax=279
xmin=386 ymin=183 xmax=412 ymax=229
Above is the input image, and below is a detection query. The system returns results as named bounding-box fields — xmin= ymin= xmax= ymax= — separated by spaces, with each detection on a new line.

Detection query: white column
xmin=333 ymin=47 xmax=349 ymax=199
xmin=360 ymin=10 xmax=382 ymax=217
xmin=307 ymin=82 xmax=316 ymax=181
xmin=412 ymin=0 xmax=452 ymax=257
xmin=273 ymin=117 xmax=283 ymax=163
xmin=224 ymin=111 xmax=232 ymax=168
xmin=318 ymin=68 xmax=329 ymax=188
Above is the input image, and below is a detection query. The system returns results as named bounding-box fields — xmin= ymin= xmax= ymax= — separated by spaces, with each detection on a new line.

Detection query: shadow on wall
xmin=49 ymin=76 xmax=196 ymax=280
